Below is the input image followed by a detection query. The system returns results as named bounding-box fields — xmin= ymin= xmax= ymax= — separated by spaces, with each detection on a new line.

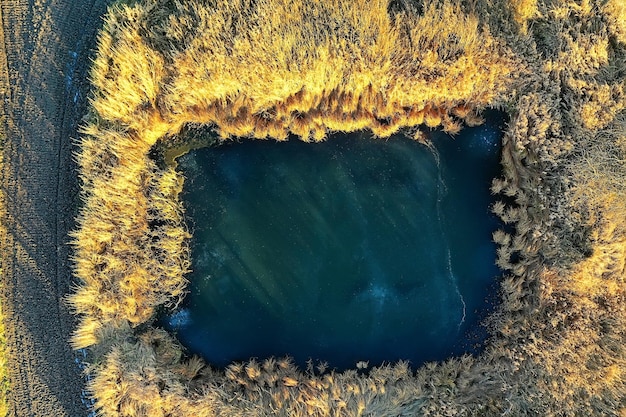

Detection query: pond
xmin=161 ymin=113 xmax=505 ymax=370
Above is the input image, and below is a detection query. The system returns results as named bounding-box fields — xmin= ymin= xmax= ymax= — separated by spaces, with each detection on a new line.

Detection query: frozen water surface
xmin=161 ymin=112 xmax=505 ymax=369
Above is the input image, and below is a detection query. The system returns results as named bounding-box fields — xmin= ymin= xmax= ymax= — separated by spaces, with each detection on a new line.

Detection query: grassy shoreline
xmin=0 ymin=303 xmax=7 ymax=417
xmin=71 ymin=0 xmax=625 ymax=415
xmin=0 ymin=133 xmax=8 ymax=417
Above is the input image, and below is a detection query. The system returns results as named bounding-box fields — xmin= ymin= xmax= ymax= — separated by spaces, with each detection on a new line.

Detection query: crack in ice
xmin=430 ymin=143 xmax=466 ymax=331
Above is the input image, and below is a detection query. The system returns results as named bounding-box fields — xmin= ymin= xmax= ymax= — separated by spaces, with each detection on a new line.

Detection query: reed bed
xmin=70 ymin=0 xmax=625 ymax=415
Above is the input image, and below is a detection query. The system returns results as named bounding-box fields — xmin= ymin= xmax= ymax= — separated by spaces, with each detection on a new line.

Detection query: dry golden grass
xmin=70 ymin=0 xmax=626 ymax=415
xmin=510 ymin=0 xmax=540 ymax=34
xmin=0 ymin=272 xmax=8 ymax=417
xmin=604 ymin=0 xmax=626 ymax=45
xmin=0 ymin=132 xmax=9 ymax=417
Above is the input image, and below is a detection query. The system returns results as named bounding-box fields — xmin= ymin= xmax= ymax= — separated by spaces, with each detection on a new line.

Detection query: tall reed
xmin=70 ymin=0 xmax=626 ymax=415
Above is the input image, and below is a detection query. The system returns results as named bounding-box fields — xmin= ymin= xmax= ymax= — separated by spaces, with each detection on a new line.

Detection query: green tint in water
xmin=163 ymin=115 xmax=504 ymax=369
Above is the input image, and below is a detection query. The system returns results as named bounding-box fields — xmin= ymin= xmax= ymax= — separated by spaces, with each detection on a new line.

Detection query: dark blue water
xmin=162 ymin=114 xmax=504 ymax=370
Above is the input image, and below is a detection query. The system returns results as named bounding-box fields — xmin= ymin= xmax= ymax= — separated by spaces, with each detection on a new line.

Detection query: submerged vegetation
xmin=70 ymin=0 xmax=625 ymax=415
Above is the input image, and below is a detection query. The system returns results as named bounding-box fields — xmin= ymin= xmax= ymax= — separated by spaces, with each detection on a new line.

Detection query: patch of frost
xmin=168 ymin=308 xmax=192 ymax=329
xmin=75 ymin=348 xmax=97 ymax=417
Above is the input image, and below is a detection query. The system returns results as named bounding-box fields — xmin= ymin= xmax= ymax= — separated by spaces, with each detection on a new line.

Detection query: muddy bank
xmin=0 ymin=1 xmax=111 ymax=416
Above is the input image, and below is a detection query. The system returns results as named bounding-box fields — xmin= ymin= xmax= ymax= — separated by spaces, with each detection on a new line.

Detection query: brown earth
xmin=0 ymin=1 xmax=112 ymax=416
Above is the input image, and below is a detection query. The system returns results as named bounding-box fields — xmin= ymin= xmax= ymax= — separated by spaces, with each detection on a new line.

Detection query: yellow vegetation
xmin=70 ymin=0 xmax=626 ymax=415
xmin=0 ymin=270 xmax=8 ymax=417
xmin=604 ymin=0 xmax=626 ymax=45
xmin=88 ymin=0 xmax=517 ymax=142
xmin=510 ymin=0 xmax=539 ymax=34
xmin=0 ymin=133 xmax=9 ymax=417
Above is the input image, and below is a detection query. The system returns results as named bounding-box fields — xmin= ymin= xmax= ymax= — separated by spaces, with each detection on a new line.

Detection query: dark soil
xmin=0 ymin=1 xmax=112 ymax=415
